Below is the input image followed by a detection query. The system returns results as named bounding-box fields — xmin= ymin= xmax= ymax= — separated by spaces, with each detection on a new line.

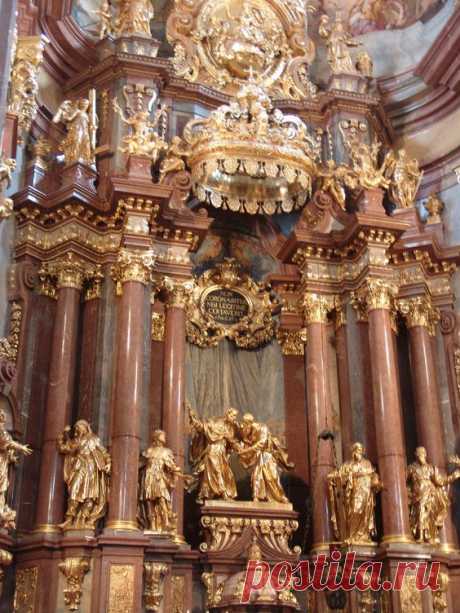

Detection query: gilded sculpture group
xmin=0 ymin=403 xmax=459 ymax=544
xmin=328 ymin=442 xmax=460 ymax=546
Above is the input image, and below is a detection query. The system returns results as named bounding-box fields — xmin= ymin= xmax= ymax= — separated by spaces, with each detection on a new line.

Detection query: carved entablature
xmin=166 ymin=0 xmax=317 ymax=100
xmin=186 ymin=259 xmax=280 ymax=349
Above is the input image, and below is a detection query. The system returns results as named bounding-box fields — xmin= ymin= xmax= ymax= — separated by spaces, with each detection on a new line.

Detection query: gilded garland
xmin=186 ymin=259 xmax=279 ymax=349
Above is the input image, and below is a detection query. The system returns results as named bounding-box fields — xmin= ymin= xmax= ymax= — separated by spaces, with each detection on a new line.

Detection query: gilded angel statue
xmin=138 ymin=429 xmax=185 ymax=534
xmin=113 ymin=91 xmax=168 ymax=163
xmin=0 ymin=157 xmax=16 ymax=219
xmin=407 ymin=447 xmax=460 ymax=544
xmin=53 ymin=95 xmax=98 ymax=166
xmin=0 ymin=410 xmax=32 ymax=531
xmin=187 ymin=402 xmax=239 ymax=504
xmin=92 ymin=0 xmax=113 ymax=40
xmin=237 ymin=413 xmax=293 ymax=504
xmin=327 ymin=442 xmax=382 ymax=544
xmin=317 ymin=159 xmax=358 ymax=209
xmin=57 ymin=420 xmax=111 ymax=530
xmin=386 ymin=148 xmax=423 ymax=209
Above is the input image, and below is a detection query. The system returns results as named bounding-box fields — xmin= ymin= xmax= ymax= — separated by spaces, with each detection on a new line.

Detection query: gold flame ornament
xmin=183 ymin=79 xmax=321 ymax=215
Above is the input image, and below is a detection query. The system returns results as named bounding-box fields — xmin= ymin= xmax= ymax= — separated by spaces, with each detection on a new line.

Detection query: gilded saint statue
xmin=347 ymin=138 xmax=392 ymax=190
xmin=188 ymin=403 xmax=239 ymax=504
xmin=159 ymin=136 xmax=190 ymax=183
xmin=319 ymin=13 xmax=360 ymax=75
xmin=407 ymin=447 xmax=460 ymax=544
xmin=138 ymin=429 xmax=183 ymax=533
xmin=237 ymin=413 xmax=293 ymax=504
xmin=53 ymin=96 xmax=98 ymax=166
xmin=386 ymin=148 xmax=423 ymax=208
xmin=58 ymin=420 xmax=111 ymax=530
xmin=116 ymin=0 xmax=154 ymax=37
xmin=0 ymin=410 xmax=32 ymax=531
xmin=327 ymin=442 xmax=382 ymax=544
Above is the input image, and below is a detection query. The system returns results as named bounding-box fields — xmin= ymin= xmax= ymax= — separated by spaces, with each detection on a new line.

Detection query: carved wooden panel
xmin=107 ymin=565 xmax=135 ymax=613
xmin=13 ymin=567 xmax=38 ymax=613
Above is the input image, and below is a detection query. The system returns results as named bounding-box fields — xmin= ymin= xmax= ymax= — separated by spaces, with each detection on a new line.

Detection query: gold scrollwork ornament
xmin=143 ymin=563 xmax=168 ymax=612
xmin=186 ymin=259 xmax=279 ymax=349
xmin=166 ymin=0 xmax=316 ymax=100
xmin=58 ymin=558 xmax=90 ymax=611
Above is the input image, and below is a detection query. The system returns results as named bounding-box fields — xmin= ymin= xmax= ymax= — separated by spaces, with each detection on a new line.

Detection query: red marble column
xmin=360 ymin=279 xmax=412 ymax=543
xmin=162 ymin=280 xmax=191 ymax=543
xmin=34 ymin=257 xmax=85 ymax=532
xmin=303 ymin=293 xmax=335 ymax=549
xmin=357 ymin=318 xmax=378 ymax=465
xmin=403 ymin=297 xmax=457 ymax=548
xmin=106 ymin=252 xmax=151 ymax=531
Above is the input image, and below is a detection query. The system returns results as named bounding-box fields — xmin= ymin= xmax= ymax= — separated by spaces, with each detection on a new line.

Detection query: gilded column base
xmin=380 ymin=534 xmax=414 ymax=545
xmin=32 ymin=523 xmax=61 ymax=535
xmin=105 ymin=520 xmax=139 ymax=531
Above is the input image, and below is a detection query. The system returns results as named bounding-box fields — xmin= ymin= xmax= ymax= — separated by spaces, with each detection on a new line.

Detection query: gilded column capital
xmin=162 ymin=277 xmax=194 ymax=310
xmin=39 ymin=253 xmax=96 ymax=291
xmin=276 ymin=328 xmax=307 ymax=356
xmin=111 ymin=249 xmax=155 ymax=294
xmin=353 ymin=278 xmax=399 ymax=313
xmin=398 ymin=296 xmax=439 ymax=336
xmin=301 ymin=293 xmax=336 ymax=324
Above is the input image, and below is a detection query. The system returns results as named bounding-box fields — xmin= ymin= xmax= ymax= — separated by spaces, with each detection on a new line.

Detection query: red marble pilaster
xmin=77 ymin=293 xmax=101 ymax=423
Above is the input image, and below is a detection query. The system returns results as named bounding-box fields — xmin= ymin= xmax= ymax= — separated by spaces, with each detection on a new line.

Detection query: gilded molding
xmin=0 ymin=303 xmax=22 ymax=364
xmin=301 ymin=293 xmax=336 ymax=324
xmin=143 ymin=563 xmax=168 ymax=612
xmin=398 ymin=296 xmax=440 ymax=336
xmin=111 ymin=249 xmax=155 ymax=295
xmin=276 ymin=328 xmax=307 ymax=356
xmin=107 ymin=565 xmax=135 ymax=613
xmin=58 ymin=558 xmax=90 ymax=611
xmin=454 ymin=348 xmax=460 ymax=398
xmin=151 ymin=313 xmax=165 ymax=342
xmin=13 ymin=567 xmax=38 ymax=613
xmin=8 ymin=35 xmax=47 ymax=133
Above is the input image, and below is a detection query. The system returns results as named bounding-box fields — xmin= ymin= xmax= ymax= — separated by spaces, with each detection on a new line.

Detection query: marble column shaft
xmin=35 ymin=286 xmax=81 ymax=529
xmin=162 ymin=296 xmax=187 ymax=540
xmin=107 ymin=280 xmax=146 ymax=529
xmin=367 ymin=306 xmax=411 ymax=541
xmin=303 ymin=296 xmax=335 ymax=547
xmin=408 ymin=322 xmax=457 ymax=547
